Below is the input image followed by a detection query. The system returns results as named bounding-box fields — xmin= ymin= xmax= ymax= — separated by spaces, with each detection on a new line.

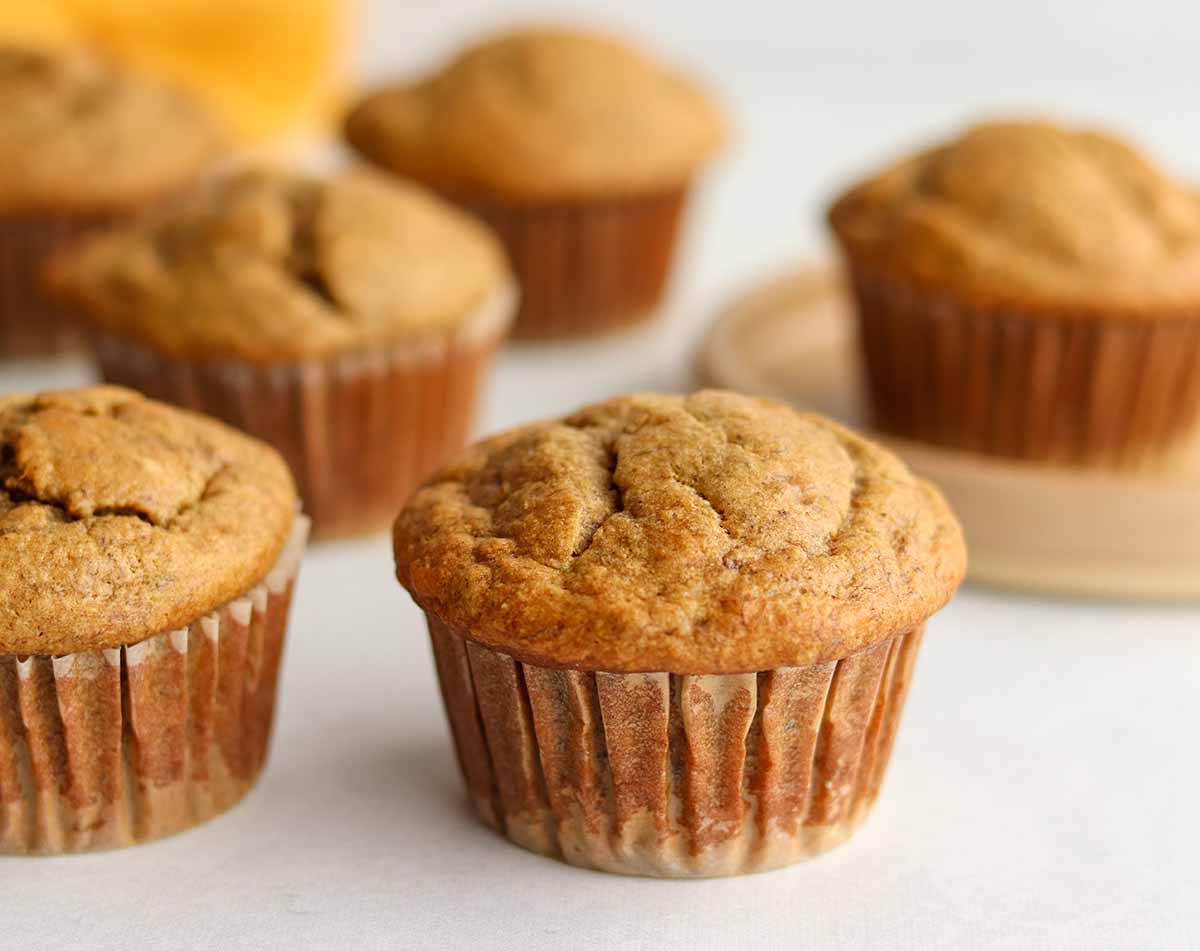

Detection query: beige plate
xmin=697 ymin=266 xmax=1200 ymax=601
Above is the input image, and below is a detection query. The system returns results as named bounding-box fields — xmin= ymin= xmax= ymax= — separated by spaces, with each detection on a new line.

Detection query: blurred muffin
xmin=48 ymin=166 xmax=515 ymax=539
xmin=0 ymin=0 xmax=350 ymax=142
xmin=0 ymin=43 xmax=221 ymax=356
xmin=345 ymin=27 xmax=725 ymax=339
xmin=394 ymin=390 xmax=965 ymax=877
xmin=0 ymin=385 xmax=307 ymax=854
xmin=829 ymin=119 xmax=1200 ymax=468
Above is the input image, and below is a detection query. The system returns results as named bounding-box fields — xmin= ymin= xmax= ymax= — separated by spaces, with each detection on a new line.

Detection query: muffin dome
xmin=344 ymin=28 xmax=726 ymax=201
xmin=47 ymin=167 xmax=512 ymax=362
xmin=0 ymin=386 xmax=297 ymax=654
xmin=829 ymin=119 xmax=1200 ymax=310
xmin=0 ymin=44 xmax=223 ymax=212
xmin=394 ymin=390 xmax=965 ymax=673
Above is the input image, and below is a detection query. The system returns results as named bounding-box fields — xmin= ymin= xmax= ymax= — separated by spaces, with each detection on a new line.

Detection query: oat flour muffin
xmin=0 ymin=386 xmax=307 ymax=854
xmin=344 ymin=27 xmax=726 ymax=338
xmin=829 ymin=119 xmax=1200 ymax=468
xmin=48 ymin=166 xmax=515 ymax=539
xmin=394 ymin=390 xmax=965 ymax=877
xmin=0 ymin=44 xmax=222 ymax=356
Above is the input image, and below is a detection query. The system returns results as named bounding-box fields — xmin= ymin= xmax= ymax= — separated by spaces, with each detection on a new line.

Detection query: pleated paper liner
xmin=0 ymin=515 xmax=308 ymax=855
xmin=0 ymin=210 xmax=122 ymax=358
xmin=91 ymin=287 xmax=516 ymax=540
xmin=450 ymin=188 xmax=688 ymax=340
xmin=696 ymin=266 xmax=1200 ymax=600
xmin=844 ymin=262 xmax=1200 ymax=469
xmin=427 ymin=617 xmax=924 ymax=878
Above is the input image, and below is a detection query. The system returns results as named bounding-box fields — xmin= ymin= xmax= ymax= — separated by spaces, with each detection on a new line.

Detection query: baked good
xmin=0 ymin=43 xmax=221 ymax=356
xmin=829 ymin=119 xmax=1200 ymax=467
xmin=0 ymin=385 xmax=307 ymax=854
xmin=344 ymin=27 xmax=725 ymax=338
xmin=47 ymin=165 xmax=515 ymax=538
xmin=394 ymin=389 xmax=965 ymax=876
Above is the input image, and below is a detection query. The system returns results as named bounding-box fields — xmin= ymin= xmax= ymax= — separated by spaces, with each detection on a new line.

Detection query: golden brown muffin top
xmin=0 ymin=44 xmax=223 ymax=213
xmin=394 ymin=390 xmax=965 ymax=673
xmin=0 ymin=386 xmax=298 ymax=656
xmin=829 ymin=120 xmax=1200 ymax=312
xmin=344 ymin=27 xmax=726 ymax=201
xmin=47 ymin=166 xmax=512 ymax=363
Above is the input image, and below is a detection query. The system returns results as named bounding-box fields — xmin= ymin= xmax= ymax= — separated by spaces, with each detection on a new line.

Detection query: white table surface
xmin=5 ymin=5 xmax=1200 ymax=947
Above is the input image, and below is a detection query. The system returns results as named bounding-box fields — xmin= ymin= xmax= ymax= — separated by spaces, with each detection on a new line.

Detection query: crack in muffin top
xmin=0 ymin=44 xmax=223 ymax=212
xmin=46 ymin=166 xmax=512 ymax=362
xmin=829 ymin=119 xmax=1200 ymax=311
xmin=394 ymin=390 xmax=966 ymax=673
xmin=344 ymin=28 xmax=727 ymax=201
xmin=0 ymin=386 xmax=297 ymax=655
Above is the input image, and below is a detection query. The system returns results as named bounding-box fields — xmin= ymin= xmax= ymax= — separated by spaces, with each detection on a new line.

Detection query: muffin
xmin=394 ymin=390 xmax=965 ymax=877
xmin=829 ymin=119 xmax=1200 ymax=468
xmin=344 ymin=27 xmax=725 ymax=339
xmin=0 ymin=44 xmax=222 ymax=357
xmin=47 ymin=166 xmax=516 ymax=539
xmin=0 ymin=386 xmax=307 ymax=854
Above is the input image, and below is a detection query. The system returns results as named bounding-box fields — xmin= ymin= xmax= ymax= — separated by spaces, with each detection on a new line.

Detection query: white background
xmin=5 ymin=2 xmax=1200 ymax=949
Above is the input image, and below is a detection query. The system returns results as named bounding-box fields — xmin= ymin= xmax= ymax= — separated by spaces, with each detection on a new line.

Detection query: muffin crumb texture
xmin=395 ymin=390 xmax=965 ymax=672
xmin=0 ymin=386 xmax=297 ymax=654
xmin=830 ymin=120 xmax=1200 ymax=309
xmin=0 ymin=44 xmax=222 ymax=212
xmin=47 ymin=168 xmax=510 ymax=362
xmin=345 ymin=28 xmax=726 ymax=200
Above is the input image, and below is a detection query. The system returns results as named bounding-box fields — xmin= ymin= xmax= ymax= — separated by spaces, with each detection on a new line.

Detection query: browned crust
xmin=394 ymin=390 xmax=966 ymax=673
xmin=342 ymin=28 xmax=725 ymax=203
xmin=827 ymin=120 xmax=1200 ymax=319
xmin=91 ymin=297 xmax=510 ymax=540
xmin=0 ymin=44 xmax=223 ymax=215
xmin=0 ymin=387 xmax=297 ymax=655
xmin=43 ymin=168 xmax=512 ymax=364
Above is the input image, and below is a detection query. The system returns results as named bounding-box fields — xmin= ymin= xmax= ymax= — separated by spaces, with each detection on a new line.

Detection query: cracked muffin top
xmin=828 ymin=119 xmax=1200 ymax=312
xmin=46 ymin=166 xmax=512 ymax=362
xmin=394 ymin=390 xmax=965 ymax=673
xmin=343 ymin=27 xmax=726 ymax=201
xmin=0 ymin=44 xmax=223 ymax=213
xmin=0 ymin=386 xmax=297 ymax=655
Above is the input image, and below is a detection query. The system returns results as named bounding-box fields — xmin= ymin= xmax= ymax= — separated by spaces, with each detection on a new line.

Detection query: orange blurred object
xmin=0 ymin=0 xmax=352 ymax=142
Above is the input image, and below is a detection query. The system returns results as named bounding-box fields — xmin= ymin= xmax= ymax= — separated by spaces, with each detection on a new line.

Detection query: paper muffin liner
xmin=0 ymin=210 xmax=124 ymax=358
xmin=0 ymin=515 xmax=308 ymax=855
xmin=425 ymin=617 xmax=924 ymax=878
xmin=91 ymin=287 xmax=515 ymax=539
xmin=451 ymin=188 xmax=689 ymax=340
xmin=845 ymin=262 xmax=1200 ymax=469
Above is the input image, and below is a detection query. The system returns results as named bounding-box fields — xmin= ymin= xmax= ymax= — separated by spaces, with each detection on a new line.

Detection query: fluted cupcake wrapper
xmin=450 ymin=189 xmax=688 ymax=340
xmin=427 ymin=618 xmax=924 ymax=878
xmin=847 ymin=263 xmax=1200 ymax=469
xmin=92 ymin=287 xmax=515 ymax=539
xmin=0 ymin=211 xmax=123 ymax=358
xmin=0 ymin=516 xmax=308 ymax=855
